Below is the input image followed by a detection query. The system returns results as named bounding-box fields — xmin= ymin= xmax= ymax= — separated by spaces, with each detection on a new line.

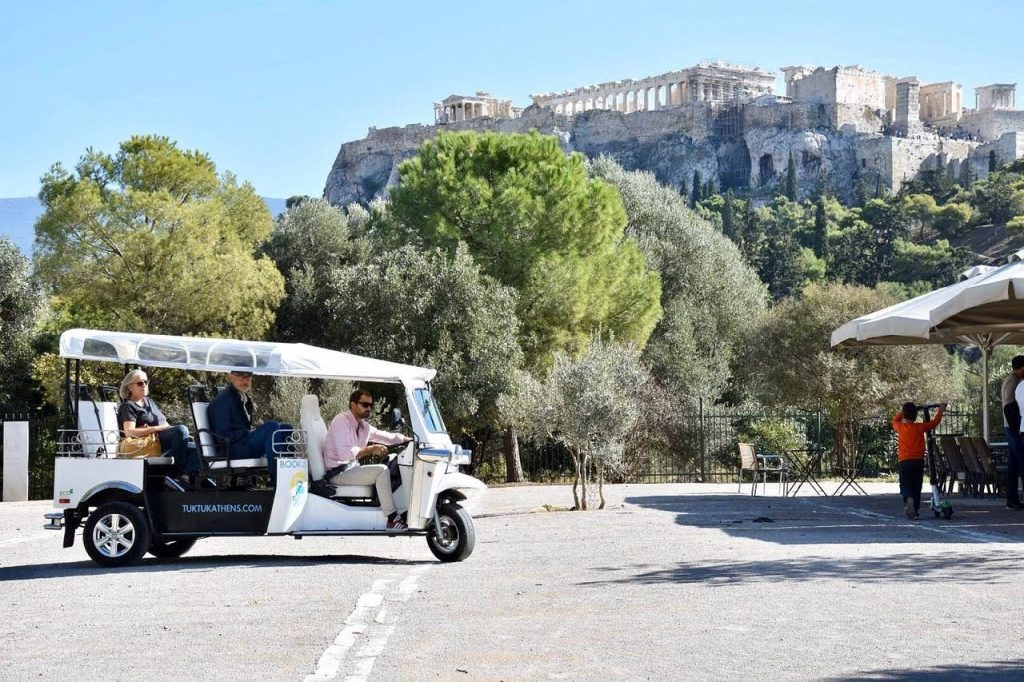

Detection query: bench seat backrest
xmin=77 ymin=399 xmax=121 ymax=458
xmin=300 ymin=395 xmax=328 ymax=480
xmin=190 ymin=401 xmax=217 ymax=459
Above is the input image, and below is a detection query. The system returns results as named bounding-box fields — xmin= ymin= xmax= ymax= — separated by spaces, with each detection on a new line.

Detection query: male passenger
xmin=1009 ymin=355 xmax=1024 ymax=509
xmin=208 ymin=370 xmax=293 ymax=485
xmin=323 ymin=389 xmax=411 ymax=530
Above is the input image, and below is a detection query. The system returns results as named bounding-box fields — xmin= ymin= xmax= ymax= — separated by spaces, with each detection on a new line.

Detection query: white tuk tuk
xmin=43 ymin=329 xmax=485 ymax=567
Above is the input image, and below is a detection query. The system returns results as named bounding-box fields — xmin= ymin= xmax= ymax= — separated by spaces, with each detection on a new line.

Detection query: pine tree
xmin=989 ymin=149 xmax=1000 ymax=173
xmin=785 ymin=152 xmax=798 ymax=201
xmin=690 ymin=170 xmax=702 ymax=208
xmin=812 ymin=196 xmax=829 ymax=261
xmin=722 ymin=189 xmax=736 ymax=241
xmin=741 ymin=200 xmax=760 ymax=264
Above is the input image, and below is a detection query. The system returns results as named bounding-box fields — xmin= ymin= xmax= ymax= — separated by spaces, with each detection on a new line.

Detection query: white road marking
xmin=305 ymin=565 xmax=431 ymax=681
xmin=810 ymin=501 xmax=1015 ymax=544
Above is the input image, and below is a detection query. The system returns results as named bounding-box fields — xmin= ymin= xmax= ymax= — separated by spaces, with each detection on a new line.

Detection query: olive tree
xmin=0 ymin=238 xmax=44 ymax=404
xmin=505 ymin=338 xmax=649 ymax=510
xmin=265 ymin=201 xmax=524 ymax=438
xmin=740 ymin=283 xmax=962 ymax=468
xmin=590 ymin=158 xmax=767 ymax=406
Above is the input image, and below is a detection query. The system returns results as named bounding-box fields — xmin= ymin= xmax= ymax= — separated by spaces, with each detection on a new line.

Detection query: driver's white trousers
xmin=330 ymin=464 xmax=396 ymax=516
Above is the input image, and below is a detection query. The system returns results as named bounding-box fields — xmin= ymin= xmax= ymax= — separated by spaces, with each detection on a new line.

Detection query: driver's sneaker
xmin=386 ymin=514 xmax=407 ymax=530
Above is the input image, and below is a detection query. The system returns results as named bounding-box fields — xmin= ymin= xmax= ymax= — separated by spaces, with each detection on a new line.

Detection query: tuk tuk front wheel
xmin=83 ymin=501 xmax=151 ymax=568
xmin=148 ymin=538 xmax=198 ymax=559
xmin=427 ymin=503 xmax=475 ymax=562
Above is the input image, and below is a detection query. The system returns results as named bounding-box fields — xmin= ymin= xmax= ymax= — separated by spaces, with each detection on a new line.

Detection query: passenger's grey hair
xmin=119 ymin=369 xmax=149 ymax=400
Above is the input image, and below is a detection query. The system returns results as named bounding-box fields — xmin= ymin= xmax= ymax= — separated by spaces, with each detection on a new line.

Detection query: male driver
xmin=208 ymin=370 xmax=293 ymax=486
xmin=1008 ymin=355 xmax=1024 ymax=509
xmin=323 ymin=389 xmax=411 ymax=530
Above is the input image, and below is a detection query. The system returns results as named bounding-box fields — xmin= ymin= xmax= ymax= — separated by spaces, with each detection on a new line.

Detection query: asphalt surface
xmin=3 ymin=483 xmax=1024 ymax=681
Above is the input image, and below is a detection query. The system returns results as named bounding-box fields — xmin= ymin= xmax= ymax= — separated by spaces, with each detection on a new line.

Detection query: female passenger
xmin=118 ymin=369 xmax=200 ymax=488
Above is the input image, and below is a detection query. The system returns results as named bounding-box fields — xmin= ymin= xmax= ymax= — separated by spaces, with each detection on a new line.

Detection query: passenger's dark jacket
xmin=208 ymin=385 xmax=254 ymax=446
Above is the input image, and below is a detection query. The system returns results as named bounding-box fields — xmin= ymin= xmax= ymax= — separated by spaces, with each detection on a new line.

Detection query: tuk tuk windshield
xmin=415 ymin=387 xmax=447 ymax=433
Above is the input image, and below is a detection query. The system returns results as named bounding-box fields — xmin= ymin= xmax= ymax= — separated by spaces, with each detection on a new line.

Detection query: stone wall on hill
xmin=324 ymin=101 xmax=1002 ymax=207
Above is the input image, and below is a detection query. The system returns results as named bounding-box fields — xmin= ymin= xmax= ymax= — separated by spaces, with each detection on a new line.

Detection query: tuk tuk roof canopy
xmin=58 ymin=329 xmax=437 ymax=384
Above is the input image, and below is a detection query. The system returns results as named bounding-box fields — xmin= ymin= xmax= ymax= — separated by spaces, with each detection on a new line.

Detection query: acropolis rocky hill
xmin=324 ymin=61 xmax=1024 ymax=207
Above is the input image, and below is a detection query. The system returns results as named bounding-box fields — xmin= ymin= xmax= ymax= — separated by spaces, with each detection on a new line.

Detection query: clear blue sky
xmin=1 ymin=0 xmax=1020 ymax=199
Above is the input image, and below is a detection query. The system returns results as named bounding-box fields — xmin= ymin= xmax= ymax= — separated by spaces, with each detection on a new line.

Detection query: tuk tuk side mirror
xmin=387 ymin=407 xmax=405 ymax=430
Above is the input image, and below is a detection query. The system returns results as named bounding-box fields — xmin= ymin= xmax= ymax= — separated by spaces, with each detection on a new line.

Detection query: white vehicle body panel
xmin=52 ymin=458 xmax=144 ymax=509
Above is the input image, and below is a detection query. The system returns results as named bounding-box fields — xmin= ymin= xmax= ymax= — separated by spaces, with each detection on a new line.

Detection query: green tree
xmin=388 ymin=131 xmax=662 ymax=367
xmin=990 ymin=150 xmax=1000 ymax=173
xmin=888 ymin=239 xmax=973 ymax=287
xmin=757 ymin=198 xmax=807 ymax=300
xmin=721 ymin=189 xmax=737 ymax=241
xmin=740 ymin=199 xmax=762 ymax=264
xmin=34 ymin=135 xmax=284 ymax=338
xmin=903 ymin=193 xmax=938 ymax=241
xmin=269 ymin=230 xmax=523 ymax=437
xmin=690 ymin=169 xmax=702 ymax=208
xmin=967 ymin=172 xmax=1024 ymax=224
xmin=591 ymin=159 xmax=767 ymax=405
xmin=784 ymin=152 xmax=798 ymax=201
xmin=859 ymin=197 xmax=910 ymax=278
xmin=0 ymin=238 xmax=45 ymax=404
xmin=263 ymin=198 xmax=370 ymax=342
xmin=812 ymin=196 xmax=829 ymax=260
xmin=508 ymin=337 xmax=649 ymax=510
xmin=933 ymin=202 xmax=972 ymax=238
xmin=740 ymin=283 xmax=962 ymax=468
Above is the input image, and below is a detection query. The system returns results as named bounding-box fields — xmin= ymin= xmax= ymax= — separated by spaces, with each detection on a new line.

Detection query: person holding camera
xmin=891 ymin=401 xmax=945 ymax=519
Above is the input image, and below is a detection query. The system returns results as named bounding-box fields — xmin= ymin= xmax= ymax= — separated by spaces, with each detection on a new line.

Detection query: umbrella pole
xmin=982 ymin=345 xmax=991 ymax=443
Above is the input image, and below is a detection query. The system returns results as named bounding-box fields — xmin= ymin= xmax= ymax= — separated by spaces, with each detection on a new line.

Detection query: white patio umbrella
xmin=831 ymin=249 xmax=1024 ymax=440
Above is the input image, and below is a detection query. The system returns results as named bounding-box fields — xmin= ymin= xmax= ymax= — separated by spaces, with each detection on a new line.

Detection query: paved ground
xmin=3 ymin=482 xmax=1024 ymax=680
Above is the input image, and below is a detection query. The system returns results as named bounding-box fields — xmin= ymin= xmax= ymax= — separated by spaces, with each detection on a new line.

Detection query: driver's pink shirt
xmin=323 ymin=410 xmax=407 ymax=469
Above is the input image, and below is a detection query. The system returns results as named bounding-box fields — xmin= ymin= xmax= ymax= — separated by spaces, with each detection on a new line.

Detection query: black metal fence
xmin=0 ymin=406 xmax=986 ymax=495
xmin=509 ymin=408 xmax=983 ymax=485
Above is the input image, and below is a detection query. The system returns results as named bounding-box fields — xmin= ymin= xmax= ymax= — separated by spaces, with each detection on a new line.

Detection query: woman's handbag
xmin=118 ymin=433 xmax=163 ymax=458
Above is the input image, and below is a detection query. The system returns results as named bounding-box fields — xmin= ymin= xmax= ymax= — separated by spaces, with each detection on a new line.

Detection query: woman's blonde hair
xmin=119 ymin=369 xmax=148 ymax=400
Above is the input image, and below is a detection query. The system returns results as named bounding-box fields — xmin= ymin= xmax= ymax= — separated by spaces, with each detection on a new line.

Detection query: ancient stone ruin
xmin=324 ymin=61 xmax=1024 ymax=208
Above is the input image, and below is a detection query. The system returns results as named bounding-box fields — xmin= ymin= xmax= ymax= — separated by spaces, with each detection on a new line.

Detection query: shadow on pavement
xmin=580 ymin=551 xmax=1019 ymax=587
xmin=829 ymin=659 xmax=1024 ymax=680
xmin=624 ymin=494 xmax=1024 ymax=545
xmin=0 ymin=553 xmax=433 ymax=582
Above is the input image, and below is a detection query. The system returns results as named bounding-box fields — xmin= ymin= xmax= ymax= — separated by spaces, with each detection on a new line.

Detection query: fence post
xmin=3 ymin=421 xmax=29 ymax=502
xmin=698 ymin=397 xmax=706 ymax=482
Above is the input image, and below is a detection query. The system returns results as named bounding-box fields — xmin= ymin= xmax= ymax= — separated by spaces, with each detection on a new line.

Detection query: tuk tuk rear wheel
xmin=148 ymin=538 xmax=198 ymax=559
xmin=427 ymin=503 xmax=475 ymax=562
xmin=83 ymin=501 xmax=151 ymax=568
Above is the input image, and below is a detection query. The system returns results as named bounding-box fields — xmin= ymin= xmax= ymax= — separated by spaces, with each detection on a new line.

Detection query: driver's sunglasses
xmin=356 ymin=401 xmax=374 ymax=408
xmin=134 ymin=380 xmax=149 ymax=386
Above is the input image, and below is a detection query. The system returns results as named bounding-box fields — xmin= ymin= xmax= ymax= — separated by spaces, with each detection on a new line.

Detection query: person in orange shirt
xmin=891 ymin=401 xmax=945 ymax=519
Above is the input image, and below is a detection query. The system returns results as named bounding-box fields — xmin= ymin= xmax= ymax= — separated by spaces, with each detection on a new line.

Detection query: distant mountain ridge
xmin=0 ymin=196 xmax=289 ymax=256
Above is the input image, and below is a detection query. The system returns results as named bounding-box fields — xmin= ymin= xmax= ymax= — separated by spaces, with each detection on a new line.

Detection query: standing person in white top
xmin=1008 ymin=355 xmax=1024 ymax=509
xmin=323 ymin=389 xmax=411 ymax=529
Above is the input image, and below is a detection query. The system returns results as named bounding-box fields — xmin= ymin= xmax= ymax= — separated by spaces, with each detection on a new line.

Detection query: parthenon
xmin=529 ymin=61 xmax=776 ymax=115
